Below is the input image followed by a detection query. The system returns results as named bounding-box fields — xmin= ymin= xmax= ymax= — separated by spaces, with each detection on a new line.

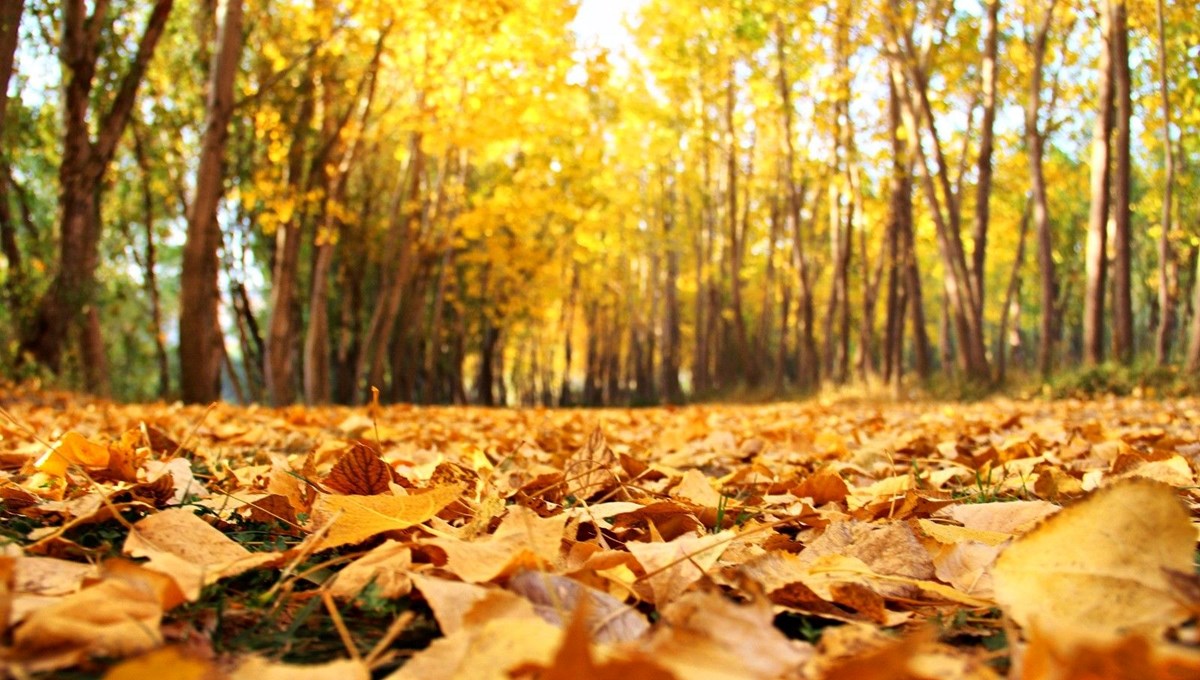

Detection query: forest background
xmin=0 ymin=0 xmax=1197 ymax=408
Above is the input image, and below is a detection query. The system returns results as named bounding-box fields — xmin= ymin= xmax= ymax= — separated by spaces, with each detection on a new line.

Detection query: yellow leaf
xmin=102 ymin=646 xmax=215 ymax=680
xmin=992 ymin=478 xmax=1195 ymax=633
xmin=314 ymin=483 xmax=464 ymax=551
xmin=34 ymin=432 xmax=110 ymax=477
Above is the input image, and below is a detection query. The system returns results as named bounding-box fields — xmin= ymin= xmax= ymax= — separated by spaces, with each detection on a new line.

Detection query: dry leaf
xmin=428 ymin=505 xmax=567 ymax=583
xmin=992 ymin=478 xmax=1195 ymax=633
xmin=102 ymin=646 xmax=217 ymax=680
xmin=386 ymin=614 xmax=563 ymax=680
xmin=324 ymin=441 xmax=395 ymax=495
xmin=33 ymin=431 xmax=110 ymax=476
xmin=313 ymin=483 xmax=464 ymax=551
xmin=328 ymin=539 xmax=413 ymax=599
xmin=626 ymin=530 xmax=733 ymax=605
xmin=230 ymin=656 xmax=371 ymax=680
xmin=509 ymin=596 xmax=674 ymax=680
xmin=641 ymin=590 xmax=812 ymax=679
xmin=12 ymin=577 xmax=163 ymax=661
xmin=563 ymin=427 xmax=619 ymax=501
xmin=507 ymin=570 xmax=649 ymax=643
xmin=124 ymin=508 xmax=281 ymax=600
xmin=411 ymin=572 xmax=538 ymax=635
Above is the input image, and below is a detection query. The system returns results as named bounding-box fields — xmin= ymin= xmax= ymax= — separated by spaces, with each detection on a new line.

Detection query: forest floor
xmin=2 ymin=391 xmax=1200 ymax=678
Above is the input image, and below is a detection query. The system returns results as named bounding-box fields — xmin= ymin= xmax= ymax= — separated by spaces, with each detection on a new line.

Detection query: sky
xmin=570 ymin=0 xmax=644 ymax=53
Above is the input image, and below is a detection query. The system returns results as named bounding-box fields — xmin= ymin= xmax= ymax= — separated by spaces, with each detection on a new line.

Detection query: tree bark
xmin=776 ymin=18 xmax=818 ymax=389
xmin=20 ymin=0 xmax=173 ymax=394
xmin=1027 ymin=0 xmax=1058 ymax=375
xmin=660 ymin=171 xmax=683 ymax=403
xmin=264 ymin=76 xmax=316 ymax=405
xmin=180 ymin=0 xmax=243 ymax=404
xmin=997 ymin=200 xmax=1031 ymax=382
xmin=1111 ymin=0 xmax=1134 ymax=363
xmin=0 ymin=0 xmax=22 ymax=140
xmin=1154 ymin=0 xmax=1176 ymax=364
xmin=882 ymin=3 xmax=988 ymax=380
xmin=1083 ymin=0 xmax=1115 ymax=365
xmin=131 ymin=126 xmax=171 ymax=399
xmin=971 ymin=0 xmax=1000 ymax=323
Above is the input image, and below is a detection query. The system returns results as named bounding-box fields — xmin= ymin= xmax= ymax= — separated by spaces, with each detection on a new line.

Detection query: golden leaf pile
xmin=2 ymin=395 xmax=1200 ymax=678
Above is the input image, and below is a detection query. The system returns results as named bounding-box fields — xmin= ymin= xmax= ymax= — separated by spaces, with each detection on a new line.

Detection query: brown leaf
xmin=324 ymin=441 xmax=395 ymax=495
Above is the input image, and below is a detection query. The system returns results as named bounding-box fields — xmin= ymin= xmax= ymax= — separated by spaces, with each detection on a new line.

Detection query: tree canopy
xmin=0 ymin=0 xmax=1198 ymax=405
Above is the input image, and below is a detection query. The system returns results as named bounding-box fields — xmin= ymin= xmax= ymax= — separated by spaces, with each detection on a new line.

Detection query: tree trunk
xmin=131 ymin=127 xmax=170 ymax=399
xmin=997 ymin=200 xmax=1031 ymax=382
xmin=661 ymin=172 xmax=683 ymax=403
xmin=723 ymin=62 xmax=752 ymax=383
xmin=971 ymin=0 xmax=1000 ymax=322
xmin=1027 ymin=0 xmax=1058 ymax=376
xmin=882 ymin=4 xmax=988 ymax=380
xmin=180 ymin=0 xmax=242 ymax=404
xmin=776 ymin=19 xmax=818 ymax=390
xmin=1154 ymin=0 xmax=1176 ymax=365
xmin=1111 ymin=0 xmax=1134 ymax=363
xmin=20 ymin=0 xmax=173 ymax=393
xmin=0 ymin=0 xmax=22 ymax=140
xmin=1083 ymin=0 xmax=1115 ymax=365
xmin=356 ymin=133 xmax=424 ymax=400
xmin=264 ymin=78 xmax=315 ymax=406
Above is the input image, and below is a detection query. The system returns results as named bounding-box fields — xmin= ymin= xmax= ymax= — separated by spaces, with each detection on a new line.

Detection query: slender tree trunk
xmin=180 ymin=0 xmax=242 ymax=404
xmin=20 ymin=0 xmax=173 ymax=393
xmin=971 ymin=0 xmax=1000 ymax=322
xmin=356 ymin=133 xmax=424 ymax=400
xmin=131 ymin=128 xmax=170 ymax=399
xmin=0 ymin=0 xmax=22 ymax=140
xmin=776 ymin=19 xmax=817 ymax=389
xmin=724 ymin=62 xmax=752 ymax=382
xmin=1111 ymin=0 xmax=1134 ymax=363
xmin=997 ymin=200 xmax=1032 ymax=382
xmin=1154 ymin=0 xmax=1176 ymax=365
xmin=1083 ymin=1 xmax=1115 ymax=365
xmin=882 ymin=4 xmax=988 ymax=380
xmin=1027 ymin=0 xmax=1058 ymax=376
xmin=264 ymin=77 xmax=315 ymax=405
xmin=661 ymin=172 xmax=683 ymax=403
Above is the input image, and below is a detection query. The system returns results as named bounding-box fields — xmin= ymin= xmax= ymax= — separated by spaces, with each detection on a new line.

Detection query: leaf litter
xmin=2 ymin=395 xmax=1200 ymax=677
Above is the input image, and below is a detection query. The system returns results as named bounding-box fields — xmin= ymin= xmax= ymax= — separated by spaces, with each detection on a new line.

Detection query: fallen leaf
xmin=11 ymin=577 xmax=163 ymax=663
xmin=34 ymin=431 xmax=110 ymax=476
xmin=626 ymin=530 xmax=733 ymax=605
xmin=313 ymin=483 xmax=464 ymax=550
xmin=102 ymin=646 xmax=217 ymax=680
xmin=230 ymin=656 xmax=371 ymax=680
xmin=640 ymin=590 xmax=812 ymax=679
xmin=992 ymin=478 xmax=1195 ymax=633
xmin=428 ymin=505 xmax=567 ymax=583
xmin=324 ymin=441 xmax=395 ymax=495
xmin=329 ymin=539 xmax=413 ymax=599
xmin=411 ymin=572 xmax=538 ymax=635
xmin=124 ymin=508 xmax=281 ymax=600
xmin=509 ymin=596 xmax=674 ymax=679
xmin=385 ymin=614 xmax=563 ymax=680
xmin=506 ymin=570 xmax=649 ymax=643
